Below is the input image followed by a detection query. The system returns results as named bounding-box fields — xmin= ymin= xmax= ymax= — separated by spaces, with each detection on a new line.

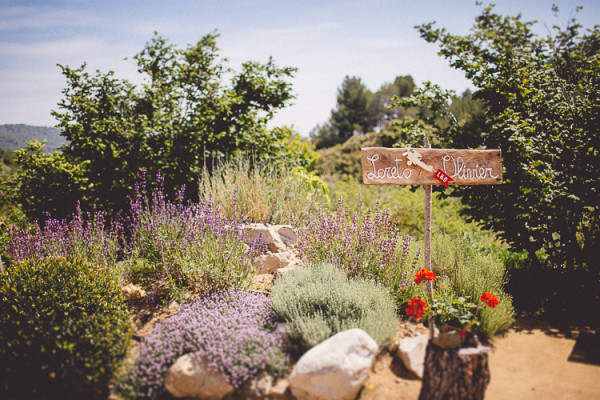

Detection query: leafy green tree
xmin=51 ymin=32 xmax=296 ymax=214
xmin=412 ymin=5 xmax=600 ymax=271
xmin=311 ymin=76 xmax=373 ymax=148
xmin=13 ymin=140 xmax=88 ymax=221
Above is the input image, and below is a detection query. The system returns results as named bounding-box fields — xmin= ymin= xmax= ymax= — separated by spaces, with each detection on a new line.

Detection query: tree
xmin=50 ymin=32 xmax=297 ymax=214
xmin=413 ymin=5 xmax=600 ymax=271
xmin=13 ymin=140 xmax=88 ymax=221
xmin=311 ymin=75 xmax=416 ymax=149
xmin=369 ymin=75 xmax=416 ymax=128
xmin=330 ymin=76 xmax=373 ymax=141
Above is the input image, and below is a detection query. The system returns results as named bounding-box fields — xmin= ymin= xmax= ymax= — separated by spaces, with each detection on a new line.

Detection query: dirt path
xmin=487 ymin=319 xmax=600 ymax=400
xmin=361 ymin=318 xmax=600 ymax=400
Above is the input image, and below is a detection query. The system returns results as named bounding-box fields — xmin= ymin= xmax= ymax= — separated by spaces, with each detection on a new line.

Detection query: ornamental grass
xmin=198 ymin=156 xmax=328 ymax=226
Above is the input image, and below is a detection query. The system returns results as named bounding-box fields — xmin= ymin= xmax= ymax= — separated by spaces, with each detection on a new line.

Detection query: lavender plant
xmin=124 ymin=176 xmax=261 ymax=304
xmin=117 ymin=290 xmax=289 ymax=399
xmin=5 ymin=204 xmax=122 ymax=269
xmin=294 ymin=196 xmax=423 ymax=306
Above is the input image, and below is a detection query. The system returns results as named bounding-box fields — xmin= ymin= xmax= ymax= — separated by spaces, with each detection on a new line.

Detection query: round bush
xmin=270 ymin=262 xmax=399 ymax=350
xmin=0 ymin=256 xmax=132 ymax=399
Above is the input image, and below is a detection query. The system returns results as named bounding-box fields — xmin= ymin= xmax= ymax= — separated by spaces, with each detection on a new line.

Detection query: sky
xmin=1 ymin=0 xmax=598 ymax=138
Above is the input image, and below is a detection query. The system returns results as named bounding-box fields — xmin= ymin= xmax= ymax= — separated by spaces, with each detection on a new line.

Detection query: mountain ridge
xmin=0 ymin=124 xmax=65 ymax=152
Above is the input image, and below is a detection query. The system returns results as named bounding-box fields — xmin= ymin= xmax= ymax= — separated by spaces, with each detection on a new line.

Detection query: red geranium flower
xmin=406 ymin=297 xmax=428 ymax=320
xmin=480 ymin=292 xmax=499 ymax=308
xmin=414 ymin=268 xmax=436 ymax=285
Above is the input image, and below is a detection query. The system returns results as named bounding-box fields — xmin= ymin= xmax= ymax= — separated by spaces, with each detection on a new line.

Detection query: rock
xmin=396 ymin=334 xmax=429 ymax=378
xmin=233 ymin=371 xmax=274 ymax=399
xmin=433 ymin=331 xmax=463 ymax=350
xmin=288 ymin=328 xmax=378 ymax=400
xmin=275 ymin=226 xmax=297 ymax=246
xmin=254 ymin=251 xmax=301 ymax=274
xmin=165 ymin=353 xmax=235 ymax=400
xmin=242 ymin=223 xmax=296 ymax=253
xmin=270 ymin=378 xmax=290 ymax=398
xmin=121 ymin=283 xmax=147 ymax=301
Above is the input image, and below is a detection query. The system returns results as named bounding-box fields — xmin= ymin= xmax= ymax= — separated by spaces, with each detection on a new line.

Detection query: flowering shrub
xmin=406 ymin=268 xmax=500 ymax=335
xmin=117 ymin=291 xmax=289 ymax=399
xmin=294 ymin=197 xmax=423 ymax=306
xmin=431 ymin=234 xmax=515 ymax=339
xmin=406 ymin=297 xmax=428 ymax=320
xmin=124 ymin=176 xmax=262 ymax=303
xmin=5 ymin=204 xmax=122 ymax=268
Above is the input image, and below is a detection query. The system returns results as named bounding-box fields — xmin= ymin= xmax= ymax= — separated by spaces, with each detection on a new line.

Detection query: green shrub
xmin=270 ymin=262 xmax=398 ymax=350
xmin=198 ymin=157 xmax=328 ymax=225
xmin=0 ymin=256 xmax=132 ymax=400
xmin=432 ymin=234 xmax=514 ymax=340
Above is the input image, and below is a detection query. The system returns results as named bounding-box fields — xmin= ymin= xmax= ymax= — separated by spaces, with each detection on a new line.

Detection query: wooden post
xmin=423 ymin=137 xmax=434 ymax=339
xmin=419 ymin=342 xmax=491 ymax=400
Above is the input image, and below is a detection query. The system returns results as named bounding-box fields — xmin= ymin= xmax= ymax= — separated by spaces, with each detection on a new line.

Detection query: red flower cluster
xmin=480 ymin=292 xmax=499 ymax=308
xmin=406 ymin=298 xmax=427 ymax=320
xmin=414 ymin=268 xmax=436 ymax=285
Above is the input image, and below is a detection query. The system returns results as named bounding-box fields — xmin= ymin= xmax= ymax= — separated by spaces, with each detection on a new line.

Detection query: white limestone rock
xmin=288 ymin=328 xmax=378 ymax=400
xmin=397 ymin=334 xmax=429 ymax=378
xmin=165 ymin=353 xmax=234 ymax=400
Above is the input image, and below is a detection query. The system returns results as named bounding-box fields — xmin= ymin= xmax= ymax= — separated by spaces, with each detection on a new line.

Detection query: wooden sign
xmin=361 ymin=147 xmax=502 ymax=186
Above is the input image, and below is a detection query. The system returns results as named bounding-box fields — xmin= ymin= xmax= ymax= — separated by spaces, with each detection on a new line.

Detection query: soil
xmin=360 ymin=317 xmax=600 ymax=400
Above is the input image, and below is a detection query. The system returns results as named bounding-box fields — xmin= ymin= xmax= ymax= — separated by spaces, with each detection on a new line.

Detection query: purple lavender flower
xmin=293 ymin=196 xmax=422 ymax=306
xmin=118 ymin=291 xmax=289 ymax=399
xmin=5 ymin=203 xmax=121 ymax=268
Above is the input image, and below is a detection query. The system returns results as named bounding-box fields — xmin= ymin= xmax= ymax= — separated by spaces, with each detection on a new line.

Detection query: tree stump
xmin=418 ymin=341 xmax=490 ymax=400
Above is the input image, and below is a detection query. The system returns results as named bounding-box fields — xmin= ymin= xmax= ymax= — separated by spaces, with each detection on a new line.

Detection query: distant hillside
xmin=0 ymin=124 xmax=65 ymax=152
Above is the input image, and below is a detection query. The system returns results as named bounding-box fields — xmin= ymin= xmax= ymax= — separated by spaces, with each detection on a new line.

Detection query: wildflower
xmin=406 ymin=297 xmax=427 ymax=320
xmin=480 ymin=292 xmax=499 ymax=308
xmin=414 ymin=267 xmax=436 ymax=285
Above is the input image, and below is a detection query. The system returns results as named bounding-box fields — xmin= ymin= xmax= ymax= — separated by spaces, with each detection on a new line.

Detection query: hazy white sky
xmin=1 ymin=0 xmax=598 ymax=137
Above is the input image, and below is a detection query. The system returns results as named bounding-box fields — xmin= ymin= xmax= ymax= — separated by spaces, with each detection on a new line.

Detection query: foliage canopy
xmin=45 ymin=32 xmax=297 ymax=216
xmin=406 ymin=5 xmax=599 ymax=271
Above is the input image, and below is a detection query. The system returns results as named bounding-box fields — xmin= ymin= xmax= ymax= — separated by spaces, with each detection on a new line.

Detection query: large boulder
xmin=396 ymin=334 xmax=429 ymax=378
xmin=288 ymin=329 xmax=378 ymax=400
xmin=165 ymin=353 xmax=234 ymax=399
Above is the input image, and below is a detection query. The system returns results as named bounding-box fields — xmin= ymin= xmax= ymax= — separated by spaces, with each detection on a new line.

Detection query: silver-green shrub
xmin=270 ymin=262 xmax=398 ymax=350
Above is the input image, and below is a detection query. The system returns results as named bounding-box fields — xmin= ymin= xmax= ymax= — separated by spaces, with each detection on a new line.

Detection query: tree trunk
xmin=419 ymin=341 xmax=490 ymax=400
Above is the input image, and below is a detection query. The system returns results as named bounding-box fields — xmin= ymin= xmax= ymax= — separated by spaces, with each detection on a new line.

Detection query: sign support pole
xmin=423 ymin=137 xmax=434 ymax=339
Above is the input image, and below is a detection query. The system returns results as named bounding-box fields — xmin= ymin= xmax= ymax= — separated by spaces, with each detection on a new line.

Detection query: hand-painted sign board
xmin=361 ymin=147 xmax=502 ymax=186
